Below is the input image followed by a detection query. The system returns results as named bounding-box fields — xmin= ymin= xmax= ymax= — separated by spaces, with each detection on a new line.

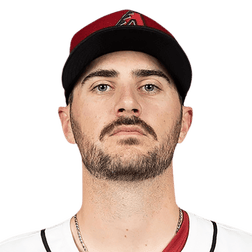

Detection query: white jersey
xmin=0 ymin=212 xmax=252 ymax=251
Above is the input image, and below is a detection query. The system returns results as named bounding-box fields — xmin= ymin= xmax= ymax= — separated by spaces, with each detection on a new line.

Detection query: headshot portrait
xmin=0 ymin=1 xmax=252 ymax=251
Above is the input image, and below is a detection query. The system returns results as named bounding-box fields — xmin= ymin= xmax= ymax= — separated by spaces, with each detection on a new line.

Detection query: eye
xmin=93 ymin=84 xmax=111 ymax=92
xmin=92 ymin=83 xmax=159 ymax=94
xmin=142 ymin=84 xmax=159 ymax=93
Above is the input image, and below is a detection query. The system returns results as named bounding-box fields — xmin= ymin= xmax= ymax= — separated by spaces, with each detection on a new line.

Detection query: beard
xmin=70 ymin=112 xmax=182 ymax=182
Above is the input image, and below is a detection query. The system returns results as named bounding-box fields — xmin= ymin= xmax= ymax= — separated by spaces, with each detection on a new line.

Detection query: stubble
xmin=70 ymin=112 xmax=182 ymax=182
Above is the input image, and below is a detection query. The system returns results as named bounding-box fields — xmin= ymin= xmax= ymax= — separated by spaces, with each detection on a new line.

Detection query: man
xmin=0 ymin=9 xmax=251 ymax=252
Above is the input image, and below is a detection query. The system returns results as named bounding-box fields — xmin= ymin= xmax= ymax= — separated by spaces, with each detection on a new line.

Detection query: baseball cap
xmin=62 ymin=10 xmax=192 ymax=104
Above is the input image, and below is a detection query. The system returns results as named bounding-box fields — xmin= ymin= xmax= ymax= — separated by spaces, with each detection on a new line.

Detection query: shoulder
xmin=216 ymin=221 xmax=252 ymax=251
xmin=183 ymin=212 xmax=252 ymax=252
xmin=0 ymin=230 xmax=44 ymax=252
xmin=0 ymin=219 xmax=75 ymax=252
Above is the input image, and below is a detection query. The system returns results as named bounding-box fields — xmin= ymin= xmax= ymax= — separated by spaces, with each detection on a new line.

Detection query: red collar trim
xmin=163 ymin=210 xmax=189 ymax=252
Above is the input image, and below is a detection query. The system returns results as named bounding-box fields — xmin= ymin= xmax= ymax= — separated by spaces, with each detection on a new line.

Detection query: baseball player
xmin=1 ymin=9 xmax=252 ymax=252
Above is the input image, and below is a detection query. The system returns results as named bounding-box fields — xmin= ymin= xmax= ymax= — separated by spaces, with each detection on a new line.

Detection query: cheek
xmin=142 ymin=100 xmax=180 ymax=136
xmin=141 ymin=105 xmax=164 ymax=136
xmin=74 ymin=98 xmax=114 ymax=142
xmin=72 ymin=101 xmax=99 ymax=138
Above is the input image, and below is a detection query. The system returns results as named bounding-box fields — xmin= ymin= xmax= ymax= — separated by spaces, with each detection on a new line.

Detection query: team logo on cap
xmin=116 ymin=11 xmax=145 ymax=26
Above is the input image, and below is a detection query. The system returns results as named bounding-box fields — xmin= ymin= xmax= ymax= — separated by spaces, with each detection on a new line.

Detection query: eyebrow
xmin=132 ymin=69 xmax=171 ymax=84
xmin=81 ymin=69 xmax=118 ymax=85
xmin=81 ymin=68 xmax=171 ymax=85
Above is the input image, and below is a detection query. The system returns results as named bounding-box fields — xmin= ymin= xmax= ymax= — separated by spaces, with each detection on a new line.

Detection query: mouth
xmin=112 ymin=131 xmax=143 ymax=136
xmin=110 ymin=126 xmax=147 ymax=137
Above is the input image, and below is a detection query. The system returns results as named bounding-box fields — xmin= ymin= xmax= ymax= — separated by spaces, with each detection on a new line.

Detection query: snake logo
xmin=116 ymin=11 xmax=145 ymax=26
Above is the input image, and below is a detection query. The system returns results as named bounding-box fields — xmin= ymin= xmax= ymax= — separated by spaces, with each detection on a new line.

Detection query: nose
xmin=114 ymin=88 xmax=142 ymax=117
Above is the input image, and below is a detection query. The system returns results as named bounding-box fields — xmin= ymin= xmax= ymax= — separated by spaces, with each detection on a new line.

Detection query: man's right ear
xmin=58 ymin=106 xmax=76 ymax=144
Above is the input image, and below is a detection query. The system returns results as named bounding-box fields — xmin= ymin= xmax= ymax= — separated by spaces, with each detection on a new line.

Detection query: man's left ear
xmin=178 ymin=106 xmax=193 ymax=143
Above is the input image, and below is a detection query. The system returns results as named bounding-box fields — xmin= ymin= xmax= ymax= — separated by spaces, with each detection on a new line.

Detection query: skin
xmin=58 ymin=51 xmax=193 ymax=252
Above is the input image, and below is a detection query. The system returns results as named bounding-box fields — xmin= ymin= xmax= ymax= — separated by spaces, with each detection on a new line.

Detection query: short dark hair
xmin=68 ymin=90 xmax=74 ymax=106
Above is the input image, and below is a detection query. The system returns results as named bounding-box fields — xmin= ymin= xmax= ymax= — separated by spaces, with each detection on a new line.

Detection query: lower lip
xmin=112 ymin=131 xmax=144 ymax=136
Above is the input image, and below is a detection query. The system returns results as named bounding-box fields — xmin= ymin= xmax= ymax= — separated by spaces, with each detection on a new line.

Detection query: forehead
xmin=71 ymin=50 xmax=181 ymax=105
xmin=83 ymin=51 xmax=172 ymax=77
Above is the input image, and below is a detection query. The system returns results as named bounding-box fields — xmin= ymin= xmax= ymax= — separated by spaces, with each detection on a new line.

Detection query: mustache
xmin=99 ymin=116 xmax=158 ymax=141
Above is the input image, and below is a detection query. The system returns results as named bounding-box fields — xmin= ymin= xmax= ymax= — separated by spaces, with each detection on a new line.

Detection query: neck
xmin=71 ymin=163 xmax=179 ymax=252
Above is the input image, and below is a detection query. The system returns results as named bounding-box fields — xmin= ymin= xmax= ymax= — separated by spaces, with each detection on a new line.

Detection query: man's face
xmin=69 ymin=51 xmax=184 ymax=182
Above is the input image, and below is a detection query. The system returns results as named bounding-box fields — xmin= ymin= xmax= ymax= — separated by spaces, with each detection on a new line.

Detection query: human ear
xmin=178 ymin=106 xmax=193 ymax=143
xmin=58 ymin=106 xmax=76 ymax=144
